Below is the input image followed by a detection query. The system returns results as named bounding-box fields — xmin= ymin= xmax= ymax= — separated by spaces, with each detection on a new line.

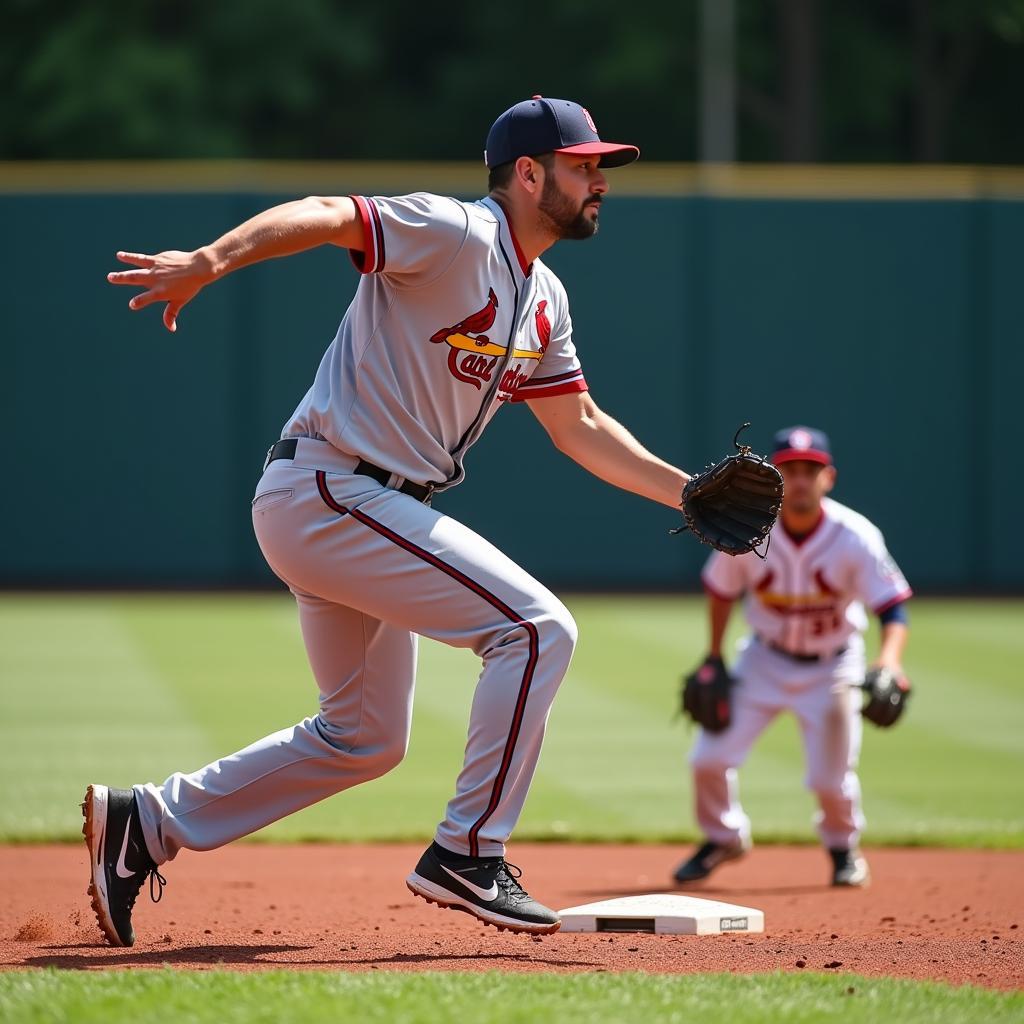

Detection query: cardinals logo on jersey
xmin=534 ymin=299 xmax=551 ymax=354
xmin=754 ymin=567 xmax=842 ymax=634
xmin=430 ymin=288 xmax=543 ymax=391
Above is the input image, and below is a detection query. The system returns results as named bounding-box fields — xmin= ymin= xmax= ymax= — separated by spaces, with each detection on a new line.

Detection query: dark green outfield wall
xmin=2 ymin=184 xmax=1020 ymax=589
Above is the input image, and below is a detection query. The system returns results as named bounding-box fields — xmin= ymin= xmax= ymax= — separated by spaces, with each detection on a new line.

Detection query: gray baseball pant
xmin=134 ymin=438 xmax=577 ymax=864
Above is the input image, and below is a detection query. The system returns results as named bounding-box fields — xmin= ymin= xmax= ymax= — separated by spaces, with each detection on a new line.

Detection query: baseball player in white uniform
xmin=86 ymin=97 xmax=703 ymax=945
xmin=673 ymin=426 xmax=912 ymax=887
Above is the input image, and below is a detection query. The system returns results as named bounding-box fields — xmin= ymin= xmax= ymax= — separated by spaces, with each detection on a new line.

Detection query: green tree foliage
xmin=2 ymin=0 xmax=1021 ymax=161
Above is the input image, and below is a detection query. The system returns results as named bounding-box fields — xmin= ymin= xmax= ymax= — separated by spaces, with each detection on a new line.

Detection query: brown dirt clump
xmin=13 ymin=915 xmax=54 ymax=942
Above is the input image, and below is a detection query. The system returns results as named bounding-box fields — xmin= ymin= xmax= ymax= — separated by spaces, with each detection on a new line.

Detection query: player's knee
xmin=481 ymin=596 xmax=576 ymax=680
xmin=312 ymin=716 xmax=408 ymax=779
xmin=358 ymin=737 xmax=408 ymax=781
xmin=536 ymin=599 xmax=578 ymax=667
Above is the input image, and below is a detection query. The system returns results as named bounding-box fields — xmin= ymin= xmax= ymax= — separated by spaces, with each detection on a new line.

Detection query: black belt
xmin=265 ymin=439 xmax=434 ymax=503
xmin=759 ymin=636 xmax=848 ymax=663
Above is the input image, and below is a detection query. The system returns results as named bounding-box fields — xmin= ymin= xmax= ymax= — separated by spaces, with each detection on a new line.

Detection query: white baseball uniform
xmin=133 ymin=193 xmax=590 ymax=863
xmin=691 ymin=496 xmax=912 ymax=849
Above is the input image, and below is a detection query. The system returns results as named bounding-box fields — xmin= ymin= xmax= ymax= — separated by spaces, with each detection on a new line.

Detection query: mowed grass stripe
xmin=0 ymin=969 xmax=1021 ymax=1024
xmin=0 ymin=598 xmax=210 ymax=840
xmin=891 ymin=669 xmax=1021 ymax=755
xmin=531 ymin=601 xmax=953 ymax=844
xmin=0 ymin=594 xmax=1020 ymax=846
xmin=118 ymin=597 xmax=474 ymax=842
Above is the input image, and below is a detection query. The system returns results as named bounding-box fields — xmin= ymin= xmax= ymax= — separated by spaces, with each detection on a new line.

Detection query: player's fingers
xmin=116 ymin=251 xmax=156 ymax=268
xmin=128 ymin=290 xmax=161 ymax=311
xmin=107 ymin=269 xmax=152 ymax=286
xmin=163 ymin=302 xmax=180 ymax=333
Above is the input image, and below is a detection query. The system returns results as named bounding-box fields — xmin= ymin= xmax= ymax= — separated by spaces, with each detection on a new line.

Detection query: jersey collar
xmin=480 ymin=196 xmax=532 ymax=278
xmin=781 ymin=507 xmax=826 ymax=547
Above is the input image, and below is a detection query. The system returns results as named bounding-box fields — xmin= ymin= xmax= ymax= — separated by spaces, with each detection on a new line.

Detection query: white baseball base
xmin=557 ymin=894 xmax=764 ymax=935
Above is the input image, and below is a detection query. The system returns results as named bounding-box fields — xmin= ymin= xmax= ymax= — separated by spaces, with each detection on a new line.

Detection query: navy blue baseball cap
xmin=485 ymin=96 xmax=640 ymax=169
xmin=771 ymin=425 xmax=833 ymax=466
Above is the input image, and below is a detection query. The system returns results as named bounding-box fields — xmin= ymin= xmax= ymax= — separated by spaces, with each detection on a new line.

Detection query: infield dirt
xmin=1 ymin=844 xmax=1020 ymax=989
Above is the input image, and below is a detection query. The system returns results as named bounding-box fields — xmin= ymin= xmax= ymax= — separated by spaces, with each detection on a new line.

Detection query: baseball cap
xmin=485 ymin=96 xmax=640 ymax=169
xmin=771 ymin=425 xmax=833 ymax=466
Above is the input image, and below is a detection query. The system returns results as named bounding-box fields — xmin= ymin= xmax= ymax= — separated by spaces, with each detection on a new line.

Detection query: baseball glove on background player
xmin=861 ymin=667 xmax=911 ymax=727
xmin=675 ymin=423 xmax=784 ymax=557
xmin=681 ymin=655 xmax=735 ymax=733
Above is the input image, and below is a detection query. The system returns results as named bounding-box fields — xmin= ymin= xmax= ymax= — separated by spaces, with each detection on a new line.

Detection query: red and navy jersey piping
xmin=348 ymin=195 xmax=386 ymax=274
xmin=315 ymin=471 xmax=539 ymax=857
xmin=511 ymin=368 xmax=588 ymax=403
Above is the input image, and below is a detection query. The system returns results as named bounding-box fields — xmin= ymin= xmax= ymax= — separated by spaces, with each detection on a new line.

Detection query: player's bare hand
xmin=107 ymin=249 xmax=215 ymax=333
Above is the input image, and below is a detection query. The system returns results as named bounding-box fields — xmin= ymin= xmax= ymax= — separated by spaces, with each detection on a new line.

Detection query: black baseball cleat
xmin=829 ymin=847 xmax=870 ymax=887
xmin=672 ymin=838 xmax=749 ymax=884
xmin=406 ymin=842 xmax=561 ymax=935
xmin=81 ymin=784 xmax=166 ymax=946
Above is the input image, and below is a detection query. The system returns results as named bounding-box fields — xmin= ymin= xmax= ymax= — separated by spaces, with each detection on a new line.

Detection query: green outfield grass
xmin=0 ymin=594 xmax=1021 ymax=847
xmin=1 ymin=970 xmax=1021 ymax=1024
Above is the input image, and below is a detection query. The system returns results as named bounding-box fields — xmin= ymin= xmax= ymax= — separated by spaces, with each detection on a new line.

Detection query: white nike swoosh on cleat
xmin=439 ymin=862 xmax=498 ymax=901
xmin=114 ymin=820 xmax=137 ymax=879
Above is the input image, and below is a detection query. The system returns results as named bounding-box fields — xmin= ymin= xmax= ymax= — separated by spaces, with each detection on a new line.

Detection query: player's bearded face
xmin=538 ymin=169 xmax=601 ymax=240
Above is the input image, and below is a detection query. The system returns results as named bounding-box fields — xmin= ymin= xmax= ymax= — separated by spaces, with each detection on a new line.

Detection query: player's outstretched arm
xmin=529 ymin=391 xmax=690 ymax=508
xmin=107 ymin=196 xmax=364 ymax=333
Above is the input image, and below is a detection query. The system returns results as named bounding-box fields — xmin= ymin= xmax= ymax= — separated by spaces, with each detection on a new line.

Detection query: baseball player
xmin=85 ymin=96 xmax=705 ymax=945
xmin=674 ymin=426 xmax=912 ymax=887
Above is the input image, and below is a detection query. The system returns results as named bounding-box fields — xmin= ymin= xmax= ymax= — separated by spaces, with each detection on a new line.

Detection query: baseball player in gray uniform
xmin=88 ymin=97 xmax=698 ymax=944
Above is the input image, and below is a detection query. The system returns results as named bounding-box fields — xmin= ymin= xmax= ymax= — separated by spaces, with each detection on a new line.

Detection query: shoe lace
xmin=149 ymin=868 xmax=167 ymax=904
xmin=496 ymin=861 xmax=530 ymax=903
xmin=123 ymin=867 xmax=167 ymax=913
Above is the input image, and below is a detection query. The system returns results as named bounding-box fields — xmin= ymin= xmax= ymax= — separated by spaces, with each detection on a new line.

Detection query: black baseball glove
xmin=861 ymin=667 xmax=911 ymax=727
xmin=675 ymin=424 xmax=784 ymax=557
xmin=681 ymin=655 xmax=736 ymax=733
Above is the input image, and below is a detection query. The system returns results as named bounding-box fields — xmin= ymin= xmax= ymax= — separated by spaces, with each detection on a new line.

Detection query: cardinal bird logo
xmin=534 ymin=300 xmax=551 ymax=353
xmin=430 ymin=287 xmax=542 ymax=390
xmin=430 ymin=288 xmax=500 ymax=348
xmin=430 ymin=288 xmax=501 ymax=389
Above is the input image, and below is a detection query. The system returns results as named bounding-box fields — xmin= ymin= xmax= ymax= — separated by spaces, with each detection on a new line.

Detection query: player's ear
xmin=516 ymin=156 xmax=541 ymax=195
xmin=822 ymin=466 xmax=837 ymax=493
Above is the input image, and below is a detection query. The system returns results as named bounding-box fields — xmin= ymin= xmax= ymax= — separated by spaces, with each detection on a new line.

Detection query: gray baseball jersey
xmin=283 ymin=193 xmax=587 ymax=490
xmin=133 ymin=192 xmax=589 ymax=866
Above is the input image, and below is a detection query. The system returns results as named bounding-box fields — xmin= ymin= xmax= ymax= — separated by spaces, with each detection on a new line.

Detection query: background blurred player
xmin=675 ymin=426 xmax=913 ymax=887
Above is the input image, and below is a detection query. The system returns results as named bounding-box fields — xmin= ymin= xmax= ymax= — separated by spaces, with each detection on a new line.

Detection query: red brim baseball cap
xmin=554 ymin=141 xmax=640 ymax=168
xmin=485 ymin=96 xmax=640 ymax=169
xmin=772 ymin=448 xmax=832 ymax=466
xmin=770 ymin=426 xmax=833 ymax=466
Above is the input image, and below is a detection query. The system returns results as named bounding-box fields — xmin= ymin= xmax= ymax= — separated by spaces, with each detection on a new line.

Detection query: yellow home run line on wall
xmin=1 ymin=161 xmax=1023 ymax=198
